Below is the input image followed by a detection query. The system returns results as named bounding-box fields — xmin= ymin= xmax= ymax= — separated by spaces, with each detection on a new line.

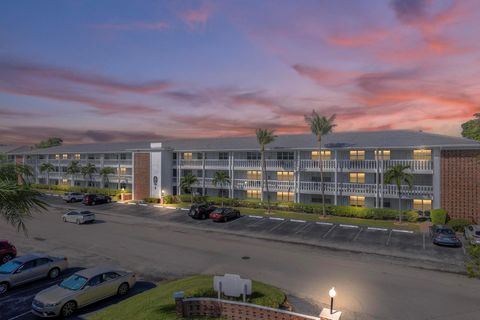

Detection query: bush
xmin=405 ymin=210 xmax=419 ymax=222
xmin=144 ymin=197 xmax=160 ymax=204
xmin=431 ymin=209 xmax=448 ymax=225
xmin=163 ymin=195 xmax=176 ymax=204
xmin=447 ymin=218 xmax=471 ymax=232
xmin=31 ymin=184 xmax=127 ymax=197
xmin=466 ymin=245 xmax=480 ymax=278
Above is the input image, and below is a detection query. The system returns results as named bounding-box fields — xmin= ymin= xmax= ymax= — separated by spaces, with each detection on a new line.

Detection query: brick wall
xmin=441 ymin=149 xmax=480 ymax=222
xmin=176 ymin=297 xmax=325 ymax=320
xmin=133 ymin=153 xmax=150 ymax=200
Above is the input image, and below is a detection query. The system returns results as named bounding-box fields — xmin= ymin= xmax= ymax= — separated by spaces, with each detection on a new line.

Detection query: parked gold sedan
xmin=32 ymin=266 xmax=136 ymax=318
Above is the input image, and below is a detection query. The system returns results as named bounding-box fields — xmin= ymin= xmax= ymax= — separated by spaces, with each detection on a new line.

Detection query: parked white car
xmin=62 ymin=211 xmax=96 ymax=224
xmin=464 ymin=225 xmax=480 ymax=245
xmin=62 ymin=192 xmax=84 ymax=203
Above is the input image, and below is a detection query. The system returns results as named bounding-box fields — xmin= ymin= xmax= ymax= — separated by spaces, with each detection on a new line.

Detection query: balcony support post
xmin=294 ymin=151 xmax=299 ymax=203
xmin=177 ymin=154 xmax=181 ymax=195
xmin=380 ymin=158 xmax=384 ymax=208
xmin=229 ymin=152 xmax=234 ymax=198
xmin=432 ymin=148 xmax=441 ymax=209
xmin=201 ymin=152 xmax=206 ymax=196
xmin=334 ymin=150 xmax=338 ymax=206
xmin=375 ymin=149 xmax=379 ymax=208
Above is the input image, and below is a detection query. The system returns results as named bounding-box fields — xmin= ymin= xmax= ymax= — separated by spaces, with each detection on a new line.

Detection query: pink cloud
xmin=179 ymin=3 xmax=213 ymax=29
xmin=292 ymin=64 xmax=359 ymax=86
xmin=92 ymin=21 xmax=169 ymax=31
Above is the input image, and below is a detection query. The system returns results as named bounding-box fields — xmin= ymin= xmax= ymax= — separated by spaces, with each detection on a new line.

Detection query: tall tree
xmin=81 ymin=163 xmax=97 ymax=187
xmin=212 ymin=171 xmax=230 ymax=207
xmin=15 ymin=163 xmax=34 ymax=185
xmin=384 ymin=164 xmax=413 ymax=224
xmin=304 ymin=111 xmax=336 ymax=217
xmin=99 ymin=167 xmax=116 ymax=188
xmin=35 ymin=137 xmax=63 ymax=149
xmin=40 ymin=163 xmax=55 ymax=190
xmin=180 ymin=173 xmax=198 ymax=203
xmin=66 ymin=160 xmax=81 ymax=187
xmin=461 ymin=113 xmax=480 ymax=141
xmin=256 ymin=129 xmax=276 ymax=213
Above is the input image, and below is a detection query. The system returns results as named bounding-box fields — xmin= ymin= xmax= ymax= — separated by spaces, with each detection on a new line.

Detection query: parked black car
xmin=83 ymin=194 xmax=111 ymax=206
xmin=188 ymin=203 xmax=216 ymax=219
xmin=430 ymin=225 xmax=462 ymax=247
xmin=209 ymin=208 xmax=240 ymax=222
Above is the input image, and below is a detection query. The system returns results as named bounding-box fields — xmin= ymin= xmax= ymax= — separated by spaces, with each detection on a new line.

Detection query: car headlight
xmin=44 ymin=302 xmax=61 ymax=307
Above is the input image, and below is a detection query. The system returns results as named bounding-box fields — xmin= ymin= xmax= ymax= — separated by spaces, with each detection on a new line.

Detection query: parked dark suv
xmin=0 ymin=240 xmax=17 ymax=264
xmin=188 ymin=203 xmax=216 ymax=219
xmin=430 ymin=225 xmax=462 ymax=247
xmin=83 ymin=194 xmax=112 ymax=206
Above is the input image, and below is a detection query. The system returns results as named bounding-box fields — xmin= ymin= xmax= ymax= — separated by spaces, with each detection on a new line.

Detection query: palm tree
xmin=81 ymin=163 xmax=97 ymax=187
xmin=66 ymin=160 xmax=81 ymax=187
xmin=384 ymin=164 xmax=413 ymax=224
xmin=180 ymin=173 xmax=198 ymax=203
xmin=15 ymin=164 xmax=34 ymax=185
xmin=40 ymin=163 xmax=55 ymax=190
xmin=212 ymin=171 xmax=230 ymax=207
xmin=304 ymin=111 xmax=336 ymax=217
xmin=99 ymin=167 xmax=116 ymax=188
xmin=256 ymin=129 xmax=276 ymax=213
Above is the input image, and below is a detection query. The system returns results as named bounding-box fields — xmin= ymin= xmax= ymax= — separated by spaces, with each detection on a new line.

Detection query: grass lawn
xmin=164 ymin=202 xmax=420 ymax=231
xmin=88 ymin=275 xmax=285 ymax=320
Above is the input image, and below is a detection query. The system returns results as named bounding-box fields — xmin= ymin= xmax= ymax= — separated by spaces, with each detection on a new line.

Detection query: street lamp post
xmin=329 ymin=287 xmax=336 ymax=314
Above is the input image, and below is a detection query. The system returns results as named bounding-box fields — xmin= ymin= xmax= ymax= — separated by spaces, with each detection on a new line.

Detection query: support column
xmin=432 ymin=148 xmax=441 ymax=209
xmin=177 ymin=154 xmax=181 ymax=195
xmin=380 ymin=158 xmax=384 ymax=208
xmin=294 ymin=151 xmax=299 ymax=203
xmin=202 ymin=152 xmax=206 ymax=196
xmin=334 ymin=150 xmax=338 ymax=206
xmin=229 ymin=152 xmax=234 ymax=198
xmin=375 ymin=149 xmax=379 ymax=208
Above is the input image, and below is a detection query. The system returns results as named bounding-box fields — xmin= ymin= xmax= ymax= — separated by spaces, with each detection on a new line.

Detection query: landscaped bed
xmin=88 ymin=275 xmax=286 ymax=320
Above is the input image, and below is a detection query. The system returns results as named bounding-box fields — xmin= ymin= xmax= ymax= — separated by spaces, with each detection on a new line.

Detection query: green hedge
xmin=431 ymin=208 xmax=448 ymax=225
xmin=447 ymin=218 xmax=471 ymax=232
xmin=32 ymin=183 xmax=128 ymax=197
xmin=405 ymin=210 xmax=419 ymax=222
xmin=144 ymin=197 xmax=160 ymax=204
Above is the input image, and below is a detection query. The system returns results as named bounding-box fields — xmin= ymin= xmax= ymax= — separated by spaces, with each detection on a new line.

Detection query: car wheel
xmin=117 ymin=282 xmax=130 ymax=296
xmin=71 ymin=198 xmax=76 ymax=202
xmin=0 ymin=282 xmax=9 ymax=295
xmin=2 ymin=254 xmax=13 ymax=264
xmin=48 ymin=267 xmax=60 ymax=279
xmin=61 ymin=301 xmax=77 ymax=317
xmin=107 ymin=198 xmax=111 ymax=203
xmin=92 ymin=201 xmax=96 ymax=205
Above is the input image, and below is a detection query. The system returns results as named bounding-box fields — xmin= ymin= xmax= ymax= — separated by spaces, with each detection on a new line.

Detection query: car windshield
xmin=59 ymin=274 xmax=88 ymax=290
xmin=439 ymin=229 xmax=454 ymax=235
xmin=0 ymin=260 xmax=22 ymax=274
xmin=212 ymin=208 xmax=224 ymax=214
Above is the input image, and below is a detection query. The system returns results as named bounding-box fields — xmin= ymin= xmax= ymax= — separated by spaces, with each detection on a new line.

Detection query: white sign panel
xmin=214 ymin=274 xmax=252 ymax=298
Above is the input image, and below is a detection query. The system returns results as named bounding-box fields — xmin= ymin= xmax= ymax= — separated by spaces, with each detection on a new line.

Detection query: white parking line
xmin=179 ymin=208 xmax=189 ymax=211
xmin=339 ymin=224 xmax=359 ymax=228
xmin=386 ymin=229 xmax=393 ymax=246
xmin=153 ymin=205 xmax=163 ymax=208
xmin=127 ymin=202 xmax=136 ymax=205
xmin=367 ymin=227 xmax=388 ymax=231
xmin=269 ymin=217 xmax=285 ymax=221
xmin=268 ymin=220 xmax=288 ymax=232
xmin=248 ymin=215 xmax=263 ymax=219
xmin=322 ymin=224 xmax=337 ymax=238
xmin=353 ymin=228 xmax=363 ymax=241
xmin=294 ymin=223 xmax=312 ymax=234
xmin=165 ymin=206 xmax=177 ymax=209
xmin=139 ymin=203 xmax=148 ymax=207
xmin=7 ymin=311 xmax=31 ymax=320
xmin=392 ymin=229 xmax=414 ymax=234
xmin=290 ymin=219 xmax=306 ymax=223
xmin=315 ymin=222 xmax=333 ymax=226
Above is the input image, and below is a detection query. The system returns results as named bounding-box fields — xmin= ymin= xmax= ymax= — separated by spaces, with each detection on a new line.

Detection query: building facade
xmin=7 ymin=131 xmax=480 ymax=222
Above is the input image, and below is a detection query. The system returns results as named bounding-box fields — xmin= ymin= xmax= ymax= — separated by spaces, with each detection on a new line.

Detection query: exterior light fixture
xmin=329 ymin=287 xmax=336 ymax=314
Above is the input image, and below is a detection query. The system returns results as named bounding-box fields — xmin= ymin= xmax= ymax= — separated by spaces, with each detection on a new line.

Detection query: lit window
xmin=119 ymin=167 xmax=127 ymax=175
xmin=74 ymin=154 xmax=81 ymax=160
xmin=277 ymin=171 xmax=294 ymax=181
xmin=62 ymin=154 xmax=68 ymax=160
xmin=413 ymin=149 xmax=431 ymax=161
xmin=374 ymin=150 xmax=390 ymax=160
xmin=55 ymin=154 xmax=60 ymax=160
xmin=247 ymin=170 xmax=262 ymax=180
xmin=277 ymin=192 xmax=294 ymax=202
xmin=350 ymin=196 xmax=365 ymax=207
xmin=247 ymin=189 xmax=261 ymax=199
xmin=311 ymin=150 xmax=331 ymax=160
xmin=349 ymin=150 xmax=365 ymax=160
xmin=413 ymin=199 xmax=432 ymax=211
xmin=183 ymin=152 xmax=193 ymax=160
xmin=349 ymin=173 xmax=365 ymax=184
xmin=62 ymin=179 xmax=68 ymax=184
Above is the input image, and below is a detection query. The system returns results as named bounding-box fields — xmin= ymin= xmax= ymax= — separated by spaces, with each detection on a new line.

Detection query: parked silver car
xmin=464 ymin=225 xmax=480 ymax=245
xmin=32 ymin=266 xmax=136 ymax=318
xmin=62 ymin=211 xmax=96 ymax=224
xmin=0 ymin=254 xmax=68 ymax=295
xmin=62 ymin=192 xmax=84 ymax=203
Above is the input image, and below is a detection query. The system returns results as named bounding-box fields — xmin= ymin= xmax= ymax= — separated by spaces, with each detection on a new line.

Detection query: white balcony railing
xmin=299 ymin=160 xmax=336 ymax=170
xmin=384 ymin=160 xmax=433 ymax=172
xmin=205 ymin=159 xmax=229 ymax=168
xmin=180 ymin=159 xmax=203 ymax=167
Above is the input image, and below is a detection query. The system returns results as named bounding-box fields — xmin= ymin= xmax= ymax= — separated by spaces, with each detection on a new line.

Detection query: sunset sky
xmin=1 ymin=0 xmax=479 ymax=144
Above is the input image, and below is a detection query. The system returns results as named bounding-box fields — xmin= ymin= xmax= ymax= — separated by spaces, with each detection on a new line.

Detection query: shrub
xmin=31 ymin=184 xmax=127 ymax=197
xmin=431 ymin=209 xmax=448 ymax=225
xmin=447 ymin=218 xmax=471 ymax=232
xmin=466 ymin=245 xmax=480 ymax=278
xmin=405 ymin=210 xmax=419 ymax=222
xmin=163 ymin=195 xmax=176 ymax=204
xmin=144 ymin=197 xmax=160 ymax=203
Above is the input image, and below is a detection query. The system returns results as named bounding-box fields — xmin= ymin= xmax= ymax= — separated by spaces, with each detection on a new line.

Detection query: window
xmin=349 ymin=150 xmax=365 ymax=160
xmin=246 ymin=152 xmax=261 ymax=160
xmin=350 ymin=196 xmax=365 ymax=207
xmin=74 ymin=154 xmax=81 ymax=160
xmin=120 ymin=153 xmax=127 ymax=160
xmin=39 ymin=155 xmax=45 ymax=160
xmin=349 ymin=173 xmax=365 ymax=184
xmin=311 ymin=150 xmax=331 ymax=160
xmin=62 ymin=154 xmax=68 ymax=160
xmin=277 ymin=152 xmax=294 ymax=160
xmin=103 ymin=272 xmax=120 ymax=281
xmin=19 ymin=260 xmax=36 ymax=272
xmin=119 ymin=167 xmax=127 ymax=175
xmin=173 ymin=153 xmax=177 ymax=160
xmin=383 ymin=201 xmax=391 ymax=208
xmin=35 ymin=258 xmax=51 ymax=266
xmin=247 ymin=189 xmax=261 ymax=199
xmin=277 ymin=171 xmax=294 ymax=181
xmin=374 ymin=150 xmax=390 ymax=160
xmin=277 ymin=192 xmax=294 ymax=202
xmin=413 ymin=149 xmax=432 ymax=161
xmin=312 ymin=196 xmax=331 ymax=204
xmin=312 ymin=176 xmax=331 ymax=182
xmin=183 ymin=152 xmax=193 ymax=160
xmin=87 ymin=275 xmax=104 ymax=287
xmin=172 ymin=169 xmax=177 ymax=177
xmin=218 ymin=189 xmax=228 ymax=197
xmin=197 ymin=153 xmax=203 ymax=160
xmin=247 ymin=170 xmax=262 ymax=180
xmin=219 ymin=152 xmax=229 ymax=160
xmin=413 ymin=199 xmax=432 ymax=211
xmin=88 ymin=154 xmax=95 ymax=160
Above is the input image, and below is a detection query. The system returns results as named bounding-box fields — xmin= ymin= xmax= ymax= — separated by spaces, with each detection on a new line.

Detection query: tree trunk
xmin=263 ymin=148 xmax=271 ymax=214
xmin=260 ymin=147 xmax=265 ymax=202
xmin=318 ymin=137 xmax=326 ymax=217
xmin=398 ymin=187 xmax=402 ymax=224
xmin=47 ymin=172 xmax=50 ymax=191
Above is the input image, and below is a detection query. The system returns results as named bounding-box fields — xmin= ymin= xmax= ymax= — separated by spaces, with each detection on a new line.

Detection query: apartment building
xmin=7 ymin=130 xmax=480 ymax=221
